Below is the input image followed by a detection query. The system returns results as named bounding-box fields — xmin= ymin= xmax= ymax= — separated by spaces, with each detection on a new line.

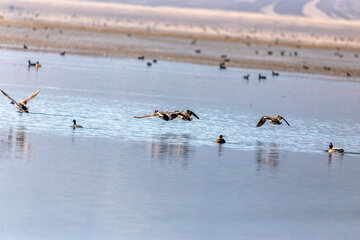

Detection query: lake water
xmin=0 ymin=49 xmax=359 ymax=239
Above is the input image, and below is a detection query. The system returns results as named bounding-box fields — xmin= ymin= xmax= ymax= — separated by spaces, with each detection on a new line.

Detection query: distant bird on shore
xmin=35 ymin=61 xmax=41 ymax=68
xmin=216 ymin=135 xmax=226 ymax=144
xmin=256 ymin=115 xmax=290 ymax=127
xmin=346 ymin=72 xmax=351 ymax=77
xmin=191 ymin=39 xmax=197 ymax=45
xmin=272 ymin=71 xmax=279 ymax=76
xmin=355 ymin=53 xmax=359 ymax=58
xmin=303 ymin=65 xmax=309 ymax=70
xmin=134 ymin=110 xmax=185 ymax=121
xmin=268 ymin=51 xmax=273 ymax=55
xmin=243 ymin=74 xmax=249 ymax=80
xmin=137 ymin=55 xmax=145 ymax=60
xmin=280 ymin=51 xmax=285 ymax=56
xmin=219 ymin=62 xmax=226 ymax=69
xmin=72 ymin=119 xmax=83 ymax=129
xmin=28 ymin=60 xmax=36 ymax=67
xmin=258 ymin=74 xmax=266 ymax=80
xmin=324 ymin=66 xmax=331 ymax=71
xmin=153 ymin=59 xmax=157 ymax=63
xmin=23 ymin=44 xmax=28 ymax=50
xmin=147 ymin=62 xmax=152 ymax=67
xmin=0 ymin=89 xmax=40 ymax=113
xmin=328 ymin=142 xmax=344 ymax=153
xmin=294 ymin=52 xmax=298 ymax=56
xmin=195 ymin=49 xmax=201 ymax=54
xmin=60 ymin=51 xmax=66 ymax=56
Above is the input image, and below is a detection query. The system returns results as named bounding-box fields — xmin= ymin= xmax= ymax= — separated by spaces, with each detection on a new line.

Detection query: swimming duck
xmin=72 ymin=119 xmax=83 ymax=129
xmin=219 ymin=62 xmax=226 ymax=69
xmin=258 ymin=74 xmax=266 ymax=80
xmin=28 ymin=60 xmax=36 ymax=67
xmin=0 ymin=89 xmax=40 ymax=113
xmin=272 ymin=71 xmax=279 ymax=76
xmin=256 ymin=115 xmax=290 ymax=127
xmin=134 ymin=110 xmax=184 ymax=121
xmin=176 ymin=109 xmax=199 ymax=121
xmin=216 ymin=135 xmax=226 ymax=143
xmin=35 ymin=61 xmax=41 ymax=68
xmin=328 ymin=142 xmax=344 ymax=153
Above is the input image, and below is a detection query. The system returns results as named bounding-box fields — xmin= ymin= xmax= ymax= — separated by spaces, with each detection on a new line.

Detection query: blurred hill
xmin=88 ymin=0 xmax=360 ymax=20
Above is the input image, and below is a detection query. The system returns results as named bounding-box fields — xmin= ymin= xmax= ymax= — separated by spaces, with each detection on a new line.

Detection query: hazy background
xmin=76 ymin=0 xmax=360 ymax=20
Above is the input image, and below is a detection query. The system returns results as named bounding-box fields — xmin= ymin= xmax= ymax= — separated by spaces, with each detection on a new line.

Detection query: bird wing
xmin=256 ymin=116 xmax=269 ymax=127
xmin=1 ymin=89 xmax=21 ymax=109
xmin=281 ymin=117 xmax=291 ymax=126
xmin=191 ymin=111 xmax=200 ymax=119
xmin=21 ymin=89 xmax=40 ymax=105
xmin=133 ymin=113 xmax=156 ymax=118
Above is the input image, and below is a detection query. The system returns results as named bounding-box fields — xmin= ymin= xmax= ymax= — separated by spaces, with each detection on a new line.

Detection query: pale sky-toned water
xmin=0 ymin=49 xmax=359 ymax=239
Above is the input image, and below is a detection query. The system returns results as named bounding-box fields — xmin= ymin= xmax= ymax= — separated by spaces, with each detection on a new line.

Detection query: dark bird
xmin=60 ymin=51 xmax=66 ymax=56
xmin=191 ymin=39 xmax=197 ymax=45
xmin=153 ymin=59 xmax=157 ymax=63
xmin=216 ymin=135 xmax=226 ymax=144
xmin=219 ymin=62 xmax=226 ymax=69
xmin=272 ymin=71 xmax=279 ymax=76
xmin=23 ymin=44 xmax=28 ymax=49
xmin=147 ymin=62 xmax=152 ymax=67
xmin=256 ymin=115 xmax=290 ymax=127
xmin=137 ymin=55 xmax=145 ymax=60
xmin=195 ymin=49 xmax=201 ymax=54
xmin=303 ymin=65 xmax=309 ymax=70
xmin=258 ymin=74 xmax=266 ymax=80
xmin=268 ymin=51 xmax=273 ymax=55
xmin=72 ymin=119 xmax=83 ymax=129
xmin=243 ymin=74 xmax=249 ymax=80
xmin=346 ymin=72 xmax=351 ymax=77
xmin=324 ymin=66 xmax=331 ymax=71
xmin=28 ymin=60 xmax=36 ymax=67
xmin=1 ymin=89 xmax=40 ymax=113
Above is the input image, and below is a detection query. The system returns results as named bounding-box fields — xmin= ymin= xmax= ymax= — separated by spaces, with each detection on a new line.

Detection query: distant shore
xmin=1 ymin=0 xmax=360 ymax=79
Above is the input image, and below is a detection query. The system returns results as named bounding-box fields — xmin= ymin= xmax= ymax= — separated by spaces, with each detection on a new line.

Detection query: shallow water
xmin=0 ymin=49 xmax=360 ymax=239
xmin=0 ymin=49 xmax=359 ymax=153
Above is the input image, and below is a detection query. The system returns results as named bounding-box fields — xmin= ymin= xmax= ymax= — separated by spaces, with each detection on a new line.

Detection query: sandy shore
xmin=1 ymin=0 xmax=360 ymax=78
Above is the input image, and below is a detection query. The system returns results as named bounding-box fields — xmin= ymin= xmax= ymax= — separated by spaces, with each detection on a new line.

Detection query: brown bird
xmin=176 ymin=109 xmax=199 ymax=121
xmin=256 ymin=115 xmax=290 ymax=127
xmin=1 ymin=89 xmax=40 ymax=113
xmin=134 ymin=110 xmax=184 ymax=121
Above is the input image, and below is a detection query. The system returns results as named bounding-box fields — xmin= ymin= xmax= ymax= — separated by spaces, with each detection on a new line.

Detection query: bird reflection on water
xmin=0 ymin=127 xmax=33 ymax=160
xmin=328 ymin=152 xmax=344 ymax=167
xmin=255 ymin=141 xmax=279 ymax=171
xmin=146 ymin=133 xmax=193 ymax=168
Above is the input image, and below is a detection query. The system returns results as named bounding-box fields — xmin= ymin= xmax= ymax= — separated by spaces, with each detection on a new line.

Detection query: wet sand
xmin=1 ymin=0 xmax=360 ymax=78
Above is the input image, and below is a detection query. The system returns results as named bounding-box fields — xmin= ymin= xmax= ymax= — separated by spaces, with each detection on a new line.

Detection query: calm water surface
xmin=0 ymin=49 xmax=359 ymax=239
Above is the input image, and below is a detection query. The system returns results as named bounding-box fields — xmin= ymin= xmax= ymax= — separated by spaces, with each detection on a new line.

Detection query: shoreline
xmin=1 ymin=1 xmax=360 ymax=79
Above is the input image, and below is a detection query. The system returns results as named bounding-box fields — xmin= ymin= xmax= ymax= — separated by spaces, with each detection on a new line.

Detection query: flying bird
xmin=1 ymin=89 xmax=40 ymax=113
xmin=256 ymin=115 xmax=290 ymax=127
xmin=134 ymin=110 xmax=185 ymax=121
